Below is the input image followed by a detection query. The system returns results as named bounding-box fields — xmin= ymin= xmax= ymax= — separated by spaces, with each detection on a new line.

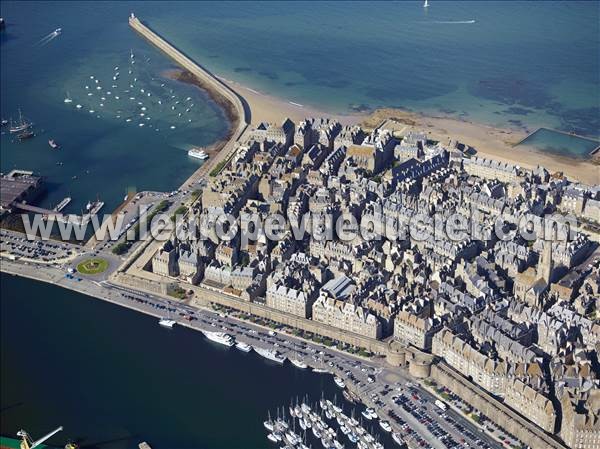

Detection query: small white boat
xmin=159 ymin=318 xmax=176 ymax=328
xmin=334 ymin=377 xmax=346 ymax=389
xmin=392 ymin=432 xmax=404 ymax=446
xmin=299 ymin=419 xmax=307 ymax=431
xmin=267 ymin=433 xmax=278 ymax=443
xmin=291 ymin=358 xmax=308 ymax=369
xmin=263 ymin=413 xmax=275 ymax=431
xmin=76 ymin=104 xmax=82 ymax=109
xmin=63 ymin=92 xmax=73 ymax=103
xmin=235 ymin=341 xmax=252 ymax=352
xmin=379 ymin=420 xmax=392 ymax=432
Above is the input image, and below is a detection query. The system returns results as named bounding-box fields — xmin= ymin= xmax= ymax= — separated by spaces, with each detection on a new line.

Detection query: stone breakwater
xmin=129 ymin=15 xmax=249 ymax=173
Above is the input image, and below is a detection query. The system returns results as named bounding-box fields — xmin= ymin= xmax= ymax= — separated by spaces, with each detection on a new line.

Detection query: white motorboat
xmin=235 ymin=341 xmax=252 ymax=352
xmin=158 ymin=318 xmax=176 ymax=328
xmin=188 ymin=148 xmax=209 ymax=160
xmin=379 ymin=420 xmax=392 ymax=432
xmin=334 ymin=376 xmax=346 ymax=389
xmin=254 ymin=347 xmax=286 ymax=364
xmin=202 ymin=330 xmax=235 ymax=347
xmin=312 ymin=426 xmax=322 ymax=439
xmin=392 ymin=432 xmax=404 ymax=446
xmin=290 ymin=358 xmax=308 ymax=369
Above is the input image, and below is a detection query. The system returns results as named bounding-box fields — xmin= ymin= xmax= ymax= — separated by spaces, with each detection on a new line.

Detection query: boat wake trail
xmin=36 ymin=28 xmax=62 ymax=46
xmin=420 ymin=19 xmax=476 ymax=24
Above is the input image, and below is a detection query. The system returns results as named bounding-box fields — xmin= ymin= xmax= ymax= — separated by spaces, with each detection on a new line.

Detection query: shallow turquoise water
xmin=1 ymin=1 xmax=599 ymax=216
xmin=136 ymin=1 xmax=599 ymax=136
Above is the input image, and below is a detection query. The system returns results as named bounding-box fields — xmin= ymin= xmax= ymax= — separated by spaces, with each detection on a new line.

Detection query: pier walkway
xmin=12 ymin=202 xmax=61 ymax=216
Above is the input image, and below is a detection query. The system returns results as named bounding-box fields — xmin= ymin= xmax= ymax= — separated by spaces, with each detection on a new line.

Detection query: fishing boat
xmin=48 ymin=139 xmax=59 ymax=149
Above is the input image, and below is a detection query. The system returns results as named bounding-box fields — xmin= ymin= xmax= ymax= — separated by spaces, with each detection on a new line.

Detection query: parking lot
xmin=0 ymin=228 xmax=77 ymax=263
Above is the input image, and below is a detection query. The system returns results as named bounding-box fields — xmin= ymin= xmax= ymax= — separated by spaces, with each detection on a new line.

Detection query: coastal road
xmin=0 ymin=256 xmax=506 ymax=449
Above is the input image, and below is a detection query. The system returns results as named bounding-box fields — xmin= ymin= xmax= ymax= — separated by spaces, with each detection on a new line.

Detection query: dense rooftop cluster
xmin=151 ymin=118 xmax=600 ymax=448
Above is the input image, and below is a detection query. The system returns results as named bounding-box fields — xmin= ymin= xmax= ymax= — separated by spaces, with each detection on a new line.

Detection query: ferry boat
xmin=235 ymin=341 xmax=252 ymax=352
xmin=49 ymin=139 xmax=59 ymax=149
xmin=333 ymin=376 xmax=346 ymax=389
xmin=254 ymin=346 xmax=286 ymax=364
xmin=392 ymin=432 xmax=404 ymax=446
xmin=290 ymin=358 xmax=308 ymax=369
xmin=203 ymin=330 xmax=235 ymax=347
xmin=158 ymin=318 xmax=176 ymax=328
xmin=188 ymin=148 xmax=209 ymax=160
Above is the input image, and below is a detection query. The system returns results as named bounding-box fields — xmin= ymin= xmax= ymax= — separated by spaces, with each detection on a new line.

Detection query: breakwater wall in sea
xmin=128 ymin=14 xmax=249 ymax=142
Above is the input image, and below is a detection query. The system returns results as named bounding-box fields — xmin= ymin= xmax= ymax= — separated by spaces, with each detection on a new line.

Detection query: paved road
xmin=0 ymin=255 xmax=507 ymax=449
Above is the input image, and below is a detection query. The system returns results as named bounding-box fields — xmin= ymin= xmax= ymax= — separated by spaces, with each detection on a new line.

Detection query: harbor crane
xmin=16 ymin=426 xmax=63 ymax=449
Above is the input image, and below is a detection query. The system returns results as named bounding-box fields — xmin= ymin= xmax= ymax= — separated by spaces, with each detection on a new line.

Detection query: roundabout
xmin=76 ymin=258 xmax=109 ymax=275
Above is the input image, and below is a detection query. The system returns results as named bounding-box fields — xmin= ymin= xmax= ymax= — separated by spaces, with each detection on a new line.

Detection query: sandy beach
xmin=174 ymin=69 xmax=599 ymax=186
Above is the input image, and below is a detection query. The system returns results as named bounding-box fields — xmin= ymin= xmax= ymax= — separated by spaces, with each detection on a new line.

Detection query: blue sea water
xmin=1 ymin=1 xmax=598 ymax=213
